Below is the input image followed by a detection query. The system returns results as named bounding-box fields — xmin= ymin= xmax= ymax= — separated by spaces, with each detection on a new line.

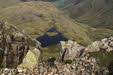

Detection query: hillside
xmin=0 ymin=1 xmax=113 ymax=60
xmin=0 ymin=1 xmax=92 ymax=46
xmin=52 ymin=0 xmax=113 ymax=30
xmin=0 ymin=0 xmax=20 ymax=9
xmin=0 ymin=0 xmax=41 ymax=9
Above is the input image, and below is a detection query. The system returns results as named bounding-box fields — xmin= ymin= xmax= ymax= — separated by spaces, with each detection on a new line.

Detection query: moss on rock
xmin=19 ymin=48 xmax=40 ymax=70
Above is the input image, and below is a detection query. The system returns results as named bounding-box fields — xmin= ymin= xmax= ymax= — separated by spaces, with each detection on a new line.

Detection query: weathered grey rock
xmin=17 ymin=67 xmax=23 ymax=73
xmin=86 ymin=41 xmax=100 ymax=53
xmin=60 ymin=40 xmax=85 ymax=61
xmin=109 ymin=37 xmax=113 ymax=41
xmin=98 ymin=37 xmax=113 ymax=52
xmin=101 ymin=42 xmax=109 ymax=49
xmin=109 ymin=41 xmax=113 ymax=47
xmin=101 ymin=38 xmax=108 ymax=42
xmin=91 ymin=58 xmax=96 ymax=63
xmin=0 ymin=22 xmax=41 ymax=68
xmin=106 ymin=47 xmax=113 ymax=52
xmin=60 ymin=41 xmax=66 ymax=51
xmin=0 ymin=55 xmax=108 ymax=75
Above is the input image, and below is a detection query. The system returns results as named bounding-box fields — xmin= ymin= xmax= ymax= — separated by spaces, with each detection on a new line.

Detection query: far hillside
xmin=52 ymin=0 xmax=113 ymax=30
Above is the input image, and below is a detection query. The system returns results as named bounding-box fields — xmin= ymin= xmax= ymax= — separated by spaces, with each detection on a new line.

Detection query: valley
xmin=0 ymin=0 xmax=113 ymax=74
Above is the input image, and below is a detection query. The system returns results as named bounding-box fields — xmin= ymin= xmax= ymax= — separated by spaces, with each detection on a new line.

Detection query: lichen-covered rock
xmin=60 ymin=40 xmax=85 ymax=61
xmin=60 ymin=37 xmax=113 ymax=62
xmin=0 ymin=55 xmax=109 ymax=75
xmin=86 ymin=41 xmax=100 ymax=52
xmin=19 ymin=48 xmax=40 ymax=70
xmin=109 ymin=41 xmax=113 ymax=47
xmin=0 ymin=22 xmax=41 ymax=68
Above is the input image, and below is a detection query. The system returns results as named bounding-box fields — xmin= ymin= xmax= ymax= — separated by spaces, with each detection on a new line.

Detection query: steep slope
xmin=0 ymin=0 xmax=20 ymax=9
xmin=0 ymin=0 xmax=41 ymax=9
xmin=0 ymin=21 xmax=41 ymax=68
xmin=0 ymin=1 xmax=92 ymax=46
xmin=53 ymin=0 xmax=113 ymax=30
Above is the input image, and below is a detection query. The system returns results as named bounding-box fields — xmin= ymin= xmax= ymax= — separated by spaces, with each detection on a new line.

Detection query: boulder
xmin=106 ymin=47 xmax=113 ymax=52
xmin=109 ymin=37 xmax=113 ymax=41
xmin=60 ymin=40 xmax=85 ymax=61
xmin=100 ymin=42 xmax=109 ymax=49
xmin=109 ymin=42 xmax=113 ymax=47
xmin=86 ymin=41 xmax=100 ymax=52
xmin=19 ymin=48 xmax=40 ymax=70
xmin=101 ymin=38 xmax=108 ymax=42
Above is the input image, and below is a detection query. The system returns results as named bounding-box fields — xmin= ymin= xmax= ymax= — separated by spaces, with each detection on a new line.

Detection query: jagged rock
xmin=101 ymin=38 xmax=108 ymax=42
xmin=100 ymin=42 xmax=109 ymax=49
xmin=109 ymin=42 xmax=113 ymax=47
xmin=0 ymin=55 xmax=109 ymax=75
xmin=60 ymin=37 xmax=113 ymax=62
xmin=86 ymin=37 xmax=113 ymax=52
xmin=106 ymin=47 xmax=113 ymax=52
xmin=86 ymin=41 xmax=100 ymax=52
xmin=60 ymin=40 xmax=85 ymax=61
xmin=0 ymin=22 xmax=41 ymax=68
xmin=19 ymin=48 xmax=40 ymax=70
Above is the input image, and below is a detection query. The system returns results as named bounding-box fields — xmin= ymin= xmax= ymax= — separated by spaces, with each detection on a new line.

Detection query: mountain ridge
xmin=52 ymin=0 xmax=113 ymax=30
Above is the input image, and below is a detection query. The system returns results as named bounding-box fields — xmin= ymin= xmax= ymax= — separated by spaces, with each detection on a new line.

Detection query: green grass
xmin=53 ymin=0 xmax=113 ymax=31
xmin=41 ymin=44 xmax=60 ymax=60
xmin=0 ymin=1 xmax=92 ymax=46
xmin=0 ymin=1 xmax=92 ymax=60
xmin=1 ymin=1 xmax=113 ymax=61
xmin=76 ymin=8 xmax=113 ymax=30
xmin=90 ymin=50 xmax=113 ymax=68
xmin=0 ymin=0 xmax=20 ymax=9
xmin=92 ymin=28 xmax=113 ymax=41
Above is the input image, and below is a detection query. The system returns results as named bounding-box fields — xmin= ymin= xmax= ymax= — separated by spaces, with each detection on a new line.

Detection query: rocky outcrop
xmin=86 ymin=37 xmax=113 ymax=52
xmin=0 ymin=55 xmax=109 ymax=75
xmin=60 ymin=40 xmax=85 ymax=61
xmin=60 ymin=37 xmax=113 ymax=61
xmin=19 ymin=48 xmax=40 ymax=70
xmin=0 ymin=22 xmax=41 ymax=68
xmin=0 ymin=29 xmax=111 ymax=74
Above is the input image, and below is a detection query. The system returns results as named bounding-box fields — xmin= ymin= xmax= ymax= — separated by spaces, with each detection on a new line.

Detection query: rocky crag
xmin=0 ymin=55 xmax=109 ymax=75
xmin=60 ymin=37 xmax=113 ymax=61
xmin=0 ymin=27 xmax=112 ymax=75
xmin=0 ymin=21 xmax=41 ymax=68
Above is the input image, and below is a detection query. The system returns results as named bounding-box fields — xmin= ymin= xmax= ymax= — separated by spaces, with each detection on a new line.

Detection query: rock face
xmin=0 ymin=34 xmax=111 ymax=74
xmin=86 ymin=41 xmax=101 ymax=52
xmin=19 ymin=48 xmax=40 ymax=70
xmin=87 ymin=37 xmax=113 ymax=52
xmin=0 ymin=22 xmax=41 ymax=68
xmin=60 ymin=37 xmax=113 ymax=61
xmin=60 ymin=40 xmax=85 ymax=61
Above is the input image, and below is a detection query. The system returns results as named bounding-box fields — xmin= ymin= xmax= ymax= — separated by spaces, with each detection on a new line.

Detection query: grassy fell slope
xmin=53 ymin=0 xmax=113 ymax=30
xmin=0 ymin=0 xmax=20 ymax=9
xmin=0 ymin=1 xmax=92 ymax=46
